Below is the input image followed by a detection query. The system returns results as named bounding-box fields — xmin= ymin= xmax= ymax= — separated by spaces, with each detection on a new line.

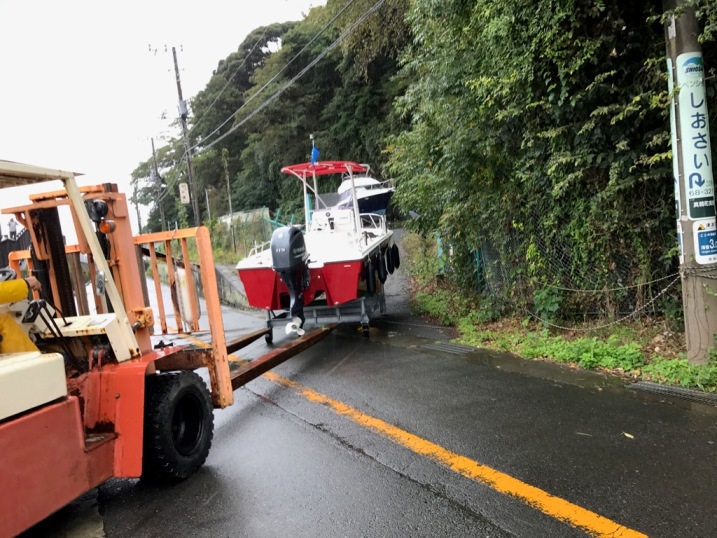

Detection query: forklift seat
xmin=0 ymin=351 xmax=66 ymax=421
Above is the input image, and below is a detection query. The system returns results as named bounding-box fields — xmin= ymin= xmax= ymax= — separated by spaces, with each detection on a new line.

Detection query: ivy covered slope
xmin=388 ymin=0 xmax=717 ymax=311
xmin=391 ymin=0 xmax=717 ymax=390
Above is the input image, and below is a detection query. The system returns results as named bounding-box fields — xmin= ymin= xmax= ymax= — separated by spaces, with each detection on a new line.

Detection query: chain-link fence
xmin=215 ymin=207 xmax=290 ymax=259
xmin=452 ymin=227 xmax=684 ymax=329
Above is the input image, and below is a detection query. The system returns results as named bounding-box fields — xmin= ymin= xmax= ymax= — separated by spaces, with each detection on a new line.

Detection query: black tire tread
xmin=143 ymin=371 xmax=214 ymax=480
xmin=366 ymin=259 xmax=376 ymax=295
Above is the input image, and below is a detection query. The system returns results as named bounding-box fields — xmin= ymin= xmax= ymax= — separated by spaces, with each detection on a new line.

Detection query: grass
xmin=402 ymin=231 xmax=717 ymax=393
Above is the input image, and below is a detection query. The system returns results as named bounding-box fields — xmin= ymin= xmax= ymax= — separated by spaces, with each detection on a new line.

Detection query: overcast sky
xmin=0 ymin=0 xmax=324 ymax=237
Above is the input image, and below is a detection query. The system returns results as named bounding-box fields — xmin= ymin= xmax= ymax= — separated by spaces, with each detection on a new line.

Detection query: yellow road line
xmin=263 ymin=371 xmax=647 ymax=538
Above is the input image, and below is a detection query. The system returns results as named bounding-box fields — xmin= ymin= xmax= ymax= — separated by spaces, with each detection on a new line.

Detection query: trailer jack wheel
xmin=143 ymin=371 xmax=214 ymax=480
xmin=362 ymin=324 xmax=370 ymax=337
xmin=265 ymin=331 xmax=274 ymax=345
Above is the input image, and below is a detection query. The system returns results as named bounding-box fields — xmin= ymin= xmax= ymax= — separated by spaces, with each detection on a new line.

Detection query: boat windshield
xmin=337 ymin=177 xmax=380 ymax=195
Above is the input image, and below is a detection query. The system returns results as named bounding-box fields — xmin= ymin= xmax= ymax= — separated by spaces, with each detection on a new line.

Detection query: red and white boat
xmin=236 ymin=161 xmax=399 ymax=339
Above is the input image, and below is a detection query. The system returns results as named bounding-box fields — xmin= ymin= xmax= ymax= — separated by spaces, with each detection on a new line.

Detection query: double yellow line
xmin=263 ymin=372 xmax=647 ymax=538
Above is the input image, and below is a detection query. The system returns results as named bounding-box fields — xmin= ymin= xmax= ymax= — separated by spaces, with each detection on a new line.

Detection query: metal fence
xmin=477 ymin=229 xmax=681 ymax=329
xmin=0 ymin=229 xmax=31 ymax=268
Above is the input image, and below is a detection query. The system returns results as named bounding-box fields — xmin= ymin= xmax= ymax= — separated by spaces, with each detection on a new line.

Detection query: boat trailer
xmin=265 ymin=290 xmax=386 ymax=341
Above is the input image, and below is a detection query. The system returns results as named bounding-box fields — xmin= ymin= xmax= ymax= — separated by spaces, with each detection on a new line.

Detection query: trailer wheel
xmin=143 ymin=371 xmax=214 ymax=480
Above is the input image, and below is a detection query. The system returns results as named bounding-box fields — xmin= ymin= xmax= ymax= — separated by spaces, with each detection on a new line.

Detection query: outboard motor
xmin=270 ymin=226 xmax=310 ymax=334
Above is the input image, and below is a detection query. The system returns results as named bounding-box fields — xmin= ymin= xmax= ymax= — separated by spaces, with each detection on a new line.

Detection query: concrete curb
xmin=627 ymin=381 xmax=717 ymax=407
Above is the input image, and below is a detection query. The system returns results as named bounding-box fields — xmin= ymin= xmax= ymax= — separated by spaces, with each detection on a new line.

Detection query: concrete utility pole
xmin=172 ymin=46 xmax=201 ymax=226
xmin=132 ymin=181 xmax=142 ymax=235
xmin=151 ymin=138 xmax=166 ymax=231
xmin=664 ymin=0 xmax=717 ymax=364
xmin=205 ymin=188 xmax=212 ymax=221
xmin=222 ymin=148 xmax=237 ymax=252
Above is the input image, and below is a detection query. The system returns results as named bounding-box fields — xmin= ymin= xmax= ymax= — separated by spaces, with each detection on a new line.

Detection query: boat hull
xmin=238 ymin=260 xmax=366 ymax=311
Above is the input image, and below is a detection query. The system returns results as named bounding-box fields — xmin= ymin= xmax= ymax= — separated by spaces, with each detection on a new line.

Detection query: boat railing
xmin=305 ymin=209 xmax=387 ymax=236
xmin=359 ymin=213 xmax=387 ymax=234
xmin=248 ymin=239 xmax=271 ymax=257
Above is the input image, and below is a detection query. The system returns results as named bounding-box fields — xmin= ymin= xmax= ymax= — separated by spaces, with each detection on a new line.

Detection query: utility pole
xmin=222 ymin=148 xmax=237 ymax=252
xmin=205 ymin=188 xmax=212 ymax=221
xmin=131 ymin=179 xmax=142 ymax=234
xmin=172 ymin=46 xmax=201 ymax=226
xmin=664 ymin=1 xmax=717 ymax=364
xmin=151 ymin=138 xmax=166 ymax=231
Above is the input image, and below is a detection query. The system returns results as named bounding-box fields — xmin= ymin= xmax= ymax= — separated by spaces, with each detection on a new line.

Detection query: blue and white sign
xmin=677 ymin=53 xmax=715 ymax=220
xmin=693 ymin=218 xmax=717 ymax=265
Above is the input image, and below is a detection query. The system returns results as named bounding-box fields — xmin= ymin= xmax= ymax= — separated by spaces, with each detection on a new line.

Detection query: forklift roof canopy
xmin=0 ymin=160 xmax=80 ymax=187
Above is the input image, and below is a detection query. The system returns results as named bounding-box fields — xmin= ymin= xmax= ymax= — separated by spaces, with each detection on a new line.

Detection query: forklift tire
xmin=142 ymin=371 xmax=214 ymax=480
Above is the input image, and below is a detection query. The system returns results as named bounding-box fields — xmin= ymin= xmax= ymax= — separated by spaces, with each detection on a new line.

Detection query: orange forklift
xmin=0 ymin=161 xmax=333 ymax=537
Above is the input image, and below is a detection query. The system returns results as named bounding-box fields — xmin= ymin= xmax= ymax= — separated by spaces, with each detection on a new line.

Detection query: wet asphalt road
xmin=20 ymin=242 xmax=717 ymax=538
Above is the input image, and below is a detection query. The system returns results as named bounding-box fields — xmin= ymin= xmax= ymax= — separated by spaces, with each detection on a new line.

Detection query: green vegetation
xmin=403 ymin=230 xmax=717 ymax=392
xmin=642 ymin=358 xmax=717 ymax=390
xmin=460 ymin=321 xmax=717 ymax=391
xmin=125 ymin=1 xmax=717 ymax=381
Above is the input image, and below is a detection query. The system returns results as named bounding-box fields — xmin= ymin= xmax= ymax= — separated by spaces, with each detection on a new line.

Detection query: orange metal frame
xmin=4 ymin=184 xmax=152 ymax=354
xmin=133 ymin=227 xmax=232 ymax=408
xmin=7 ymin=235 xmax=234 ymax=409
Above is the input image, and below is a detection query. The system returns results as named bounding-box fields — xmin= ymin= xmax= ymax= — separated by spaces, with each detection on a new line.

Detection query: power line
xmin=190 ymin=0 xmax=362 ymax=152
xmin=153 ymin=0 xmax=384 ymax=207
xmin=215 ymin=0 xmax=385 ymax=147
xmin=188 ymin=26 xmax=269 ymax=136
xmin=154 ymin=4 xmax=346 ymax=204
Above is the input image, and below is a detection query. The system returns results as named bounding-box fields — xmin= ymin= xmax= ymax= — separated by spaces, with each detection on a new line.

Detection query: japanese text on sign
xmin=677 ymin=53 xmax=715 ymax=219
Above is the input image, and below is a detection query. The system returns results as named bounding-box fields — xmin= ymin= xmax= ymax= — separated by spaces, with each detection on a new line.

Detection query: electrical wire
xmin=156 ymin=152 xmax=187 ymax=204
xmin=190 ymin=0 xmax=363 ymax=153
xmin=155 ymin=0 xmax=383 ymax=205
xmin=196 ymin=0 xmax=386 ymax=155
xmin=188 ymin=26 xmax=269 ymax=136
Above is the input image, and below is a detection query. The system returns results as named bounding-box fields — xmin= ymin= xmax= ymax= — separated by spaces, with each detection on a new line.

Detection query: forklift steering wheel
xmin=0 ymin=268 xmax=17 ymax=282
